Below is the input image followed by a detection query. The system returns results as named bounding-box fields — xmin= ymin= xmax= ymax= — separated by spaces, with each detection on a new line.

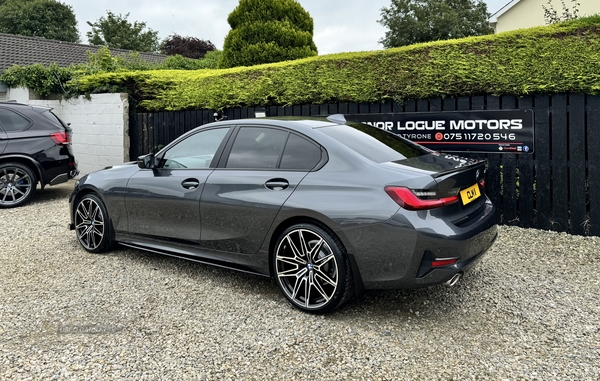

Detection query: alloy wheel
xmin=275 ymin=228 xmax=340 ymax=310
xmin=0 ymin=166 xmax=34 ymax=207
xmin=75 ymin=197 xmax=106 ymax=251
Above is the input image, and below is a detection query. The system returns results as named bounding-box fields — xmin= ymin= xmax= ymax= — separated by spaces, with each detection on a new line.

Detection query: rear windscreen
xmin=319 ymin=122 xmax=430 ymax=162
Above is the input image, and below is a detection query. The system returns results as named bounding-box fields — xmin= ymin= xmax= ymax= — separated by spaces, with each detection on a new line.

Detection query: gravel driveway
xmin=1 ymin=181 xmax=599 ymax=380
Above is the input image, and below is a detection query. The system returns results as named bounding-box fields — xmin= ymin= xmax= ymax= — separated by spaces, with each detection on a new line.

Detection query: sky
xmin=64 ymin=0 xmax=510 ymax=55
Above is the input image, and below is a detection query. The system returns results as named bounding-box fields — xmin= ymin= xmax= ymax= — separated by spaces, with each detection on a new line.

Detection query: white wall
xmin=7 ymin=87 xmax=30 ymax=103
xmin=493 ymin=0 xmax=600 ymax=34
xmin=11 ymin=90 xmax=130 ymax=176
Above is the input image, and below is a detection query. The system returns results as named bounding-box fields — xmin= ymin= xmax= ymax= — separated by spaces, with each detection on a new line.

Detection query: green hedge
xmin=0 ymin=47 xmax=221 ymax=97
xmin=67 ymin=16 xmax=600 ymax=111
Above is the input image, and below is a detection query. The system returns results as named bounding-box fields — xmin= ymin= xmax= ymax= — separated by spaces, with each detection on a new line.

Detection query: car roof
xmin=0 ymin=101 xmax=29 ymax=108
xmin=204 ymin=116 xmax=343 ymax=132
xmin=0 ymin=101 xmax=52 ymax=113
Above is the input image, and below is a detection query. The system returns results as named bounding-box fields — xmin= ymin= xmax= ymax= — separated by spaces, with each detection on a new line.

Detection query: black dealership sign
xmin=345 ymin=110 xmax=534 ymax=153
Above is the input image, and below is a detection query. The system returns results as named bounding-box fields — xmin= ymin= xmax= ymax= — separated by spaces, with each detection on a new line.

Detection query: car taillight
xmin=50 ymin=132 xmax=70 ymax=145
xmin=385 ymin=186 xmax=459 ymax=210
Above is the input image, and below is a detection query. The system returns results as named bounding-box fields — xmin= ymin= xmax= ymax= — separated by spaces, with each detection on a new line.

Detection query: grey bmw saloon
xmin=69 ymin=116 xmax=497 ymax=313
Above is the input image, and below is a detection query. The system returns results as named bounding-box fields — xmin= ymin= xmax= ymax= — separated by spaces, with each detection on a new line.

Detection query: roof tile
xmin=0 ymin=33 xmax=168 ymax=72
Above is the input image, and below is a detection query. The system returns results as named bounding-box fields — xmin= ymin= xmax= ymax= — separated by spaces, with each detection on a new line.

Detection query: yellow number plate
xmin=460 ymin=184 xmax=481 ymax=205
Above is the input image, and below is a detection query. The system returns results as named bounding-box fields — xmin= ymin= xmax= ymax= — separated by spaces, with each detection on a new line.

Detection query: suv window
xmin=161 ymin=127 xmax=230 ymax=169
xmin=319 ymin=122 xmax=429 ymax=163
xmin=226 ymin=127 xmax=288 ymax=169
xmin=0 ymin=108 xmax=31 ymax=132
xmin=39 ymin=110 xmax=68 ymax=128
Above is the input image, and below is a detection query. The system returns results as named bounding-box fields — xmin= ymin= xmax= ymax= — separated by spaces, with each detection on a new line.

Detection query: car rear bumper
xmin=39 ymin=151 xmax=78 ymax=187
xmin=343 ymin=197 xmax=498 ymax=290
xmin=49 ymin=173 xmax=68 ymax=185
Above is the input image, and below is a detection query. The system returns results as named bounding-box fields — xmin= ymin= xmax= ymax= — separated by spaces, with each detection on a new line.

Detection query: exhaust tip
xmin=444 ymin=272 xmax=463 ymax=287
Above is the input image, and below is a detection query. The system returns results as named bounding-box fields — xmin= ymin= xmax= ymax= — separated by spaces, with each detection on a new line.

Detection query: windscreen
xmin=319 ymin=122 xmax=430 ymax=163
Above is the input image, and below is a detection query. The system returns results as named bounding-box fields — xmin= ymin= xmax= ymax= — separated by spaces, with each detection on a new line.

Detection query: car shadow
xmin=30 ymin=180 xmax=75 ymax=205
xmin=106 ymin=244 xmax=473 ymax=320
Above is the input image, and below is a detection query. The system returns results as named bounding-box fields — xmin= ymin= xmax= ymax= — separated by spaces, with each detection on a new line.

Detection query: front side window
xmin=0 ymin=108 xmax=31 ymax=132
xmin=226 ymin=127 xmax=288 ymax=169
xmin=161 ymin=127 xmax=229 ymax=169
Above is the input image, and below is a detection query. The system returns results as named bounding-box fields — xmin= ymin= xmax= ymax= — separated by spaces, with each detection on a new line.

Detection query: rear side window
xmin=279 ymin=133 xmax=322 ymax=170
xmin=226 ymin=127 xmax=288 ymax=169
xmin=319 ymin=122 xmax=429 ymax=163
xmin=39 ymin=110 xmax=68 ymax=128
xmin=0 ymin=108 xmax=31 ymax=132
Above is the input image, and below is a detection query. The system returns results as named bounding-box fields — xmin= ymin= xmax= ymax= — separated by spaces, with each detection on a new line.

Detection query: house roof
xmin=489 ymin=0 xmax=521 ymax=23
xmin=0 ymin=33 xmax=167 ymax=73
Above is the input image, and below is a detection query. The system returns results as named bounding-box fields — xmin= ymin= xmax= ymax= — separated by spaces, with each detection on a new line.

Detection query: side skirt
xmin=118 ymin=240 xmax=269 ymax=277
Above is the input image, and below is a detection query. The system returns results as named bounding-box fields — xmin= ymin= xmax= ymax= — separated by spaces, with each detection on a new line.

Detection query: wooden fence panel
xmin=381 ymin=101 xmax=392 ymax=114
xmin=588 ymin=96 xmax=600 ymax=236
xmin=348 ymin=103 xmax=358 ymax=114
xmin=156 ymin=112 xmax=165 ymax=151
xmin=534 ymin=95 xmax=552 ymax=230
xmin=552 ymin=94 xmax=569 ymax=231
xmin=501 ymin=96 xmax=518 ymax=225
xmin=147 ymin=112 xmax=155 ymax=155
xmin=129 ymin=113 xmax=139 ymax=161
xmin=485 ymin=96 xmax=502 ymax=224
xmin=569 ymin=94 xmax=587 ymax=235
xmin=517 ymin=96 xmax=535 ymax=228
xmin=429 ymin=98 xmax=442 ymax=112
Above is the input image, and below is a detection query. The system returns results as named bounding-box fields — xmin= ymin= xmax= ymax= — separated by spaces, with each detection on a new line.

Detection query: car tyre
xmin=274 ymin=223 xmax=353 ymax=314
xmin=74 ymin=193 xmax=114 ymax=253
xmin=0 ymin=162 xmax=37 ymax=208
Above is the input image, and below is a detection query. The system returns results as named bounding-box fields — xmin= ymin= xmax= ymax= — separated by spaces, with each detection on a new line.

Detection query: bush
xmin=160 ymin=35 xmax=216 ymax=59
xmin=69 ymin=16 xmax=600 ymax=111
xmin=218 ymin=0 xmax=317 ymax=68
xmin=0 ymin=47 xmax=219 ymax=97
xmin=161 ymin=52 xmax=221 ymax=70
xmin=0 ymin=63 xmax=73 ymax=97
xmin=199 ymin=51 xmax=222 ymax=69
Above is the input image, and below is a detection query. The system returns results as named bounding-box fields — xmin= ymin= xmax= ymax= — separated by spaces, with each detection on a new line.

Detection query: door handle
xmin=181 ymin=179 xmax=200 ymax=189
xmin=265 ymin=178 xmax=289 ymax=190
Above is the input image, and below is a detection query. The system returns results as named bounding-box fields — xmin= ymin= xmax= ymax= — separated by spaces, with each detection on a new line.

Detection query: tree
xmin=378 ymin=0 xmax=493 ymax=48
xmin=87 ymin=11 xmax=159 ymax=52
xmin=160 ymin=34 xmax=216 ymax=59
xmin=543 ymin=0 xmax=580 ymax=24
xmin=0 ymin=0 xmax=79 ymax=43
xmin=218 ymin=0 xmax=318 ymax=69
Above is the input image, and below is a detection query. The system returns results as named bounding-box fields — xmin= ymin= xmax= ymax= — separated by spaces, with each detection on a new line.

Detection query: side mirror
xmin=138 ymin=153 xmax=156 ymax=169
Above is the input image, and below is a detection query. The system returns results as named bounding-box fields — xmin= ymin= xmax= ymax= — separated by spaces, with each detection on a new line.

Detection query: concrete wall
xmin=8 ymin=88 xmax=129 ymax=176
xmin=7 ymin=87 xmax=30 ymax=103
xmin=494 ymin=0 xmax=600 ymax=34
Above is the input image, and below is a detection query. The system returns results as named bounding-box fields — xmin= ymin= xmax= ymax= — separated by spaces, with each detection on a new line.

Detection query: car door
xmin=200 ymin=126 xmax=324 ymax=254
xmin=125 ymin=126 xmax=232 ymax=244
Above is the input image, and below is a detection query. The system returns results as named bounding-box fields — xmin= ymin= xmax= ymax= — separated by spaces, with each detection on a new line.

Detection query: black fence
xmin=129 ymin=93 xmax=600 ymax=236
